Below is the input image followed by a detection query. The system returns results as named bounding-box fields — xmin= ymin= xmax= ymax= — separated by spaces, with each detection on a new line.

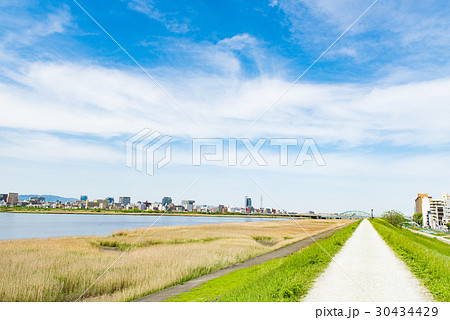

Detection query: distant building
xmin=152 ymin=202 xmax=162 ymax=211
xmin=415 ymin=192 xmax=450 ymax=230
xmin=80 ymin=195 xmax=88 ymax=201
xmin=197 ymin=204 xmax=209 ymax=212
xmin=105 ymin=197 xmax=114 ymax=204
xmin=218 ymin=204 xmax=224 ymax=213
xmin=143 ymin=201 xmax=152 ymax=210
xmin=86 ymin=201 xmax=96 ymax=209
xmin=181 ymin=200 xmax=195 ymax=212
xmin=0 ymin=194 xmax=7 ymax=202
xmin=415 ymin=193 xmax=432 ymax=228
xmin=229 ymin=207 xmax=243 ymax=213
xmin=30 ymin=196 xmax=45 ymax=204
xmin=430 ymin=197 xmax=446 ymax=230
xmin=93 ymin=199 xmax=110 ymax=209
xmin=162 ymin=197 xmax=172 ymax=206
xmin=245 ymin=196 xmax=252 ymax=209
xmin=119 ymin=196 xmax=131 ymax=206
xmin=18 ymin=200 xmax=30 ymax=207
xmin=136 ymin=202 xmax=147 ymax=211
xmin=6 ymin=193 xmax=18 ymax=206
xmin=173 ymin=205 xmax=184 ymax=212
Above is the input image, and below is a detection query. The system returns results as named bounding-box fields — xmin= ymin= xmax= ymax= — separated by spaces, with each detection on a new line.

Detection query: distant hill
xmin=18 ymin=195 xmax=78 ymax=203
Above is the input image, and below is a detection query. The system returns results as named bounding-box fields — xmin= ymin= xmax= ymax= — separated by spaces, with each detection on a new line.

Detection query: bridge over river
xmin=289 ymin=210 xmax=371 ymax=219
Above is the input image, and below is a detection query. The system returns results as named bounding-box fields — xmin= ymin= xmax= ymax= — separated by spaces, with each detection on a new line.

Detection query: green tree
xmin=413 ymin=212 xmax=423 ymax=226
xmin=382 ymin=210 xmax=406 ymax=227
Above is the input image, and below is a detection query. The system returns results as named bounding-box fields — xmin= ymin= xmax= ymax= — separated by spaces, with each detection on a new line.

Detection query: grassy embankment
xmin=0 ymin=219 xmax=347 ymax=302
xmin=370 ymin=219 xmax=450 ymax=302
xmin=168 ymin=220 xmax=361 ymax=302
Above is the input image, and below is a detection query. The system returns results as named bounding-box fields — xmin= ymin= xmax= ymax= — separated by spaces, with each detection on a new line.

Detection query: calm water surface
xmin=0 ymin=212 xmax=285 ymax=240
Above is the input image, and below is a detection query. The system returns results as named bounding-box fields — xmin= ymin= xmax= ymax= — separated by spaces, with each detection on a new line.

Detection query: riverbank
xmin=167 ymin=220 xmax=360 ymax=302
xmin=136 ymin=222 xmax=352 ymax=302
xmin=404 ymin=227 xmax=450 ymax=245
xmin=0 ymin=219 xmax=349 ymax=301
xmin=0 ymin=207 xmax=292 ymax=219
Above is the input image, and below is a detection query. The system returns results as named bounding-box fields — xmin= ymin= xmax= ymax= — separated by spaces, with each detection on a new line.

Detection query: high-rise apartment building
xmin=415 ymin=193 xmax=432 ymax=227
xmin=245 ymin=196 xmax=252 ymax=208
xmin=6 ymin=193 xmax=18 ymax=206
xmin=442 ymin=193 xmax=450 ymax=226
xmin=415 ymin=192 xmax=450 ymax=230
xmin=119 ymin=196 xmax=131 ymax=206
xmin=162 ymin=197 xmax=172 ymax=206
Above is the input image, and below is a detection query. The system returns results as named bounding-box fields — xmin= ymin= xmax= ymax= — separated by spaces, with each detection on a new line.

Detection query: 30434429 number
xmin=375 ymin=307 xmax=439 ymax=317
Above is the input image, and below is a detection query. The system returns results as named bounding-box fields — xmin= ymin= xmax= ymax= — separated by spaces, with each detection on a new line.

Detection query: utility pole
xmin=260 ymin=195 xmax=263 ymax=209
xmin=371 ymin=208 xmax=373 ymax=218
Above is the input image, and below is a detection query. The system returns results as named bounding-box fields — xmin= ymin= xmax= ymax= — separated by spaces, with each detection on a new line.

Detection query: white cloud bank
xmin=1 ymin=57 xmax=450 ymax=147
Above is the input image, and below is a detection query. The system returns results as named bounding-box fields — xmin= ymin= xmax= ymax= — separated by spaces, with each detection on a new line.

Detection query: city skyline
xmin=1 ymin=1 xmax=450 ymax=214
xmin=2 ymin=192 xmax=279 ymax=211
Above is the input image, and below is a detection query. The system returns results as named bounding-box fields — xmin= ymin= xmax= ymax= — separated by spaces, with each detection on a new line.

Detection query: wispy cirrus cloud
xmin=271 ymin=0 xmax=450 ymax=78
xmin=127 ymin=0 xmax=191 ymax=33
xmin=0 ymin=4 xmax=72 ymax=47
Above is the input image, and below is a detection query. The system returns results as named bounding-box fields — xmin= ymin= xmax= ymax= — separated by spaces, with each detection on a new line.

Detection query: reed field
xmin=0 ymin=218 xmax=348 ymax=302
xmin=168 ymin=220 xmax=360 ymax=302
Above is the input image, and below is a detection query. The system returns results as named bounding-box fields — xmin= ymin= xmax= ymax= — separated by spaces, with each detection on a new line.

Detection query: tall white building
xmin=415 ymin=193 xmax=431 ymax=228
xmin=442 ymin=192 xmax=450 ymax=228
xmin=416 ymin=192 xmax=450 ymax=230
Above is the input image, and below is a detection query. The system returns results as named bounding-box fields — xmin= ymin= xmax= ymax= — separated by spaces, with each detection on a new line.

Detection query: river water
xmin=0 ymin=212 xmax=285 ymax=240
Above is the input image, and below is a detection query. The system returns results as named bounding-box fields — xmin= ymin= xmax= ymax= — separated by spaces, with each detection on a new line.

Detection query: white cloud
xmin=127 ymin=0 xmax=191 ymax=33
xmin=0 ymin=130 xmax=122 ymax=163
xmin=0 ymin=5 xmax=72 ymax=47
xmin=217 ymin=33 xmax=259 ymax=51
xmin=275 ymin=0 xmax=450 ymax=71
xmin=127 ymin=0 xmax=164 ymax=21
xmin=1 ymin=55 xmax=450 ymax=148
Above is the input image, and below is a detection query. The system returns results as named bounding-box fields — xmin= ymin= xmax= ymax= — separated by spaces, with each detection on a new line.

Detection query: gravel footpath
xmin=303 ymin=219 xmax=433 ymax=302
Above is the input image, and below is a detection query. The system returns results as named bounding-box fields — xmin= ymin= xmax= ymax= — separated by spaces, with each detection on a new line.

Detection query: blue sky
xmin=1 ymin=0 xmax=450 ymax=214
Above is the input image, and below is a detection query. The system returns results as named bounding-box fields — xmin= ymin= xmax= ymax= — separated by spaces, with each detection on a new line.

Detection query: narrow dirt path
xmin=303 ymin=219 xmax=433 ymax=302
xmin=135 ymin=223 xmax=350 ymax=302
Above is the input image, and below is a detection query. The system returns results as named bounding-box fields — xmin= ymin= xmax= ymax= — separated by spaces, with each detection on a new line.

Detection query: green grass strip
xmin=167 ymin=220 xmax=361 ymax=302
xmin=370 ymin=219 xmax=450 ymax=302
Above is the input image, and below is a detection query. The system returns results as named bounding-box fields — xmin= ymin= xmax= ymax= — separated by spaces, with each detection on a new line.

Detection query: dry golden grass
xmin=0 ymin=219 xmax=349 ymax=301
